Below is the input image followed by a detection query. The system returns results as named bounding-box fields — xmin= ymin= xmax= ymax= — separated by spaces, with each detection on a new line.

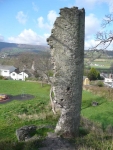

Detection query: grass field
xmin=84 ymin=58 xmax=113 ymax=69
xmin=0 ymin=80 xmax=113 ymax=142
xmin=81 ymin=90 xmax=113 ymax=129
xmin=0 ymin=80 xmax=59 ymax=141
xmin=1 ymin=80 xmax=113 ymax=150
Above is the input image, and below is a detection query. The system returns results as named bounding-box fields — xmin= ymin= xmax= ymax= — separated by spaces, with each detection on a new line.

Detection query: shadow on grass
xmin=0 ymin=139 xmax=43 ymax=150
xmin=0 ymin=94 xmax=35 ymax=104
xmin=82 ymin=96 xmax=107 ymax=110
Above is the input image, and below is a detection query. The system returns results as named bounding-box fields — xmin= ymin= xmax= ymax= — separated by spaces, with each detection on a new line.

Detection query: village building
xmin=103 ymin=73 xmax=113 ymax=88
xmin=10 ymin=71 xmax=28 ymax=81
xmin=83 ymin=77 xmax=90 ymax=85
xmin=0 ymin=65 xmax=16 ymax=77
xmin=104 ymin=78 xmax=113 ymax=83
xmin=0 ymin=65 xmax=28 ymax=81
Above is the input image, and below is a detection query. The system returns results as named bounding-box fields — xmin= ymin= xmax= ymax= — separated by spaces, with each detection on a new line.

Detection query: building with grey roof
xmin=0 ymin=65 xmax=17 ymax=77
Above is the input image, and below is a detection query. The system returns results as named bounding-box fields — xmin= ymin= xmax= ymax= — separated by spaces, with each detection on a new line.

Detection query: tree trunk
xmin=47 ymin=7 xmax=85 ymax=138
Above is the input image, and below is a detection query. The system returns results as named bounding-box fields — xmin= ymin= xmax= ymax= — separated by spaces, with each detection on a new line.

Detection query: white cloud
xmin=8 ymin=29 xmax=47 ymax=45
xmin=85 ymin=39 xmax=100 ymax=49
xmin=85 ymin=39 xmax=113 ymax=50
xmin=85 ymin=14 xmax=100 ymax=37
xmin=0 ymin=35 xmax=4 ymax=42
xmin=75 ymin=0 xmax=113 ymax=13
xmin=44 ymin=33 xmax=50 ymax=39
xmin=47 ymin=10 xmax=58 ymax=25
xmin=16 ymin=11 xmax=28 ymax=24
xmin=32 ymin=2 xmax=38 ymax=12
xmin=37 ymin=10 xmax=58 ymax=31
xmin=85 ymin=13 xmax=101 ymax=49
xmin=37 ymin=17 xmax=51 ymax=30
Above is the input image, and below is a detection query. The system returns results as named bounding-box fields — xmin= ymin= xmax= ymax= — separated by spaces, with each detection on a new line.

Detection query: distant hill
xmin=0 ymin=42 xmax=50 ymax=55
xmin=85 ymin=50 xmax=113 ymax=58
xmin=1 ymin=42 xmax=113 ymax=57
xmin=0 ymin=42 xmax=17 ymax=50
xmin=106 ymin=50 xmax=113 ymax=56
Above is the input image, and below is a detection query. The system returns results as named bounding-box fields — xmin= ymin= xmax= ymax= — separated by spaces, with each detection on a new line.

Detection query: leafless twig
xmin=102 ymin=13 xmax=113 ymax=28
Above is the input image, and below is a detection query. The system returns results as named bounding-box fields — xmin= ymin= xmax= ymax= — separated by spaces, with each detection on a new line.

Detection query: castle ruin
xmin=47 ymin=7 xmax=85 ymax=137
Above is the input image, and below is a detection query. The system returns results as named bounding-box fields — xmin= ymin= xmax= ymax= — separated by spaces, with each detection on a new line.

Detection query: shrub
xmin=0 ymin=75 xmax=4 ymax=80
xmin=96 ymin=81 xmax=104 ymax=87
xmin=88 ymin=68 xmax=100 ymax=80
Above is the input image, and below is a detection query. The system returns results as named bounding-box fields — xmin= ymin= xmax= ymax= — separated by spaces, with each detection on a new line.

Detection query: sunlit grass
xmin=1 ymin=80 xmax=113 ymax=149
xmin=82 ymin=90 xmax=113 ymax=128
xmin=0 ymin=80 xmax=59 ymax=141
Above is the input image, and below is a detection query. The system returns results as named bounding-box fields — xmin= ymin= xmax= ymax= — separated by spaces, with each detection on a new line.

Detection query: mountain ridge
xmin=0 ymin=42 xmax=50 ymax=54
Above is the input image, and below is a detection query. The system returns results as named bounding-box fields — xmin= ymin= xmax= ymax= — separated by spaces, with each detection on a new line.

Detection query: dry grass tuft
xmin=83 ymin=85 xmax=113 ymax=101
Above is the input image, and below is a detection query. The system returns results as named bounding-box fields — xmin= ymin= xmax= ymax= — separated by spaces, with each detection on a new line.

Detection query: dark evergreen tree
xmin=88 ymin=68 xmax=100 ymax=80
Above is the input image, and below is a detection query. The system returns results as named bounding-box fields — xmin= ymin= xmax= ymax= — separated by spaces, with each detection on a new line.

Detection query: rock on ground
xmin=16 ymin=125 xmax=37 ymax=141
xmin=39 ymin=133 xmax=75 ymax=150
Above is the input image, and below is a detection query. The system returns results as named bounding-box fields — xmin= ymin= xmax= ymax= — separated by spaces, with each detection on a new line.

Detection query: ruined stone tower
xmin=47 ymin=7 xmax=85 ymax=137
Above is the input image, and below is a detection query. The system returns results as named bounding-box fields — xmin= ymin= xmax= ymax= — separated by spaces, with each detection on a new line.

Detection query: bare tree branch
xmin=85 ymin=13 xmax=113 ymax=67
xmin=102 ymin=13 xmax=113 ymax=27
xmin=88 ymin=13 xmax=113 ymax=52
xmin=94 ymin=31 xmax=113 ymax=50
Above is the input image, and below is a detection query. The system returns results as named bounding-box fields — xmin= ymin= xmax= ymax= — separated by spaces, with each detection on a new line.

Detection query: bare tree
xmin=34 ymin=54 xmax=52 ymax=84
xmin=85 ymin=13 xmax=113 ymax=67
xmin=94 ymin=13 xmax=113 ymax=50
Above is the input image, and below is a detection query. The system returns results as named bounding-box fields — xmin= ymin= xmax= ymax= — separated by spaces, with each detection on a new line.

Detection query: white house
xmin=10 ymin=71 xmax=28 ymax=81
xmin=0 ymin=65 xmax=28 ymax=81
xmin=104 ymin=78 xmax=113 ymax=83
xmin=0 ymin=65 xmax=16 ymax=77
xmin=10 ymin=72 xmax=18 ymax=80
xmin=104 ymin=77 xmax=113 ymax=87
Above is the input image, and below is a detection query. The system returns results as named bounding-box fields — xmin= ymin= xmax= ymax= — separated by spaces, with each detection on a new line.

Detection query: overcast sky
xmin=0 ymin=0 xmax=113 ymax=49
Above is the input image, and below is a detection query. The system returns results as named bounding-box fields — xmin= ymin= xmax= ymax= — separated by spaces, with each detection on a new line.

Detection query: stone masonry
xmin=47 ymin=7 xmax=85 ymax=137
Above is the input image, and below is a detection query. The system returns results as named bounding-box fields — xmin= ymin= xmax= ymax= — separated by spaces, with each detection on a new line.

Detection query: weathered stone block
xmin=47 ymin=7 xmax=85 ymax=138
xmin=16 ymin=125 xmax=37 ymax=141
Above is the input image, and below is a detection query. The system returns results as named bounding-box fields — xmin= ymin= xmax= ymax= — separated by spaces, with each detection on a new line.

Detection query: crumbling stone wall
xmin=47 ymin=7 xmax=85 ymax=137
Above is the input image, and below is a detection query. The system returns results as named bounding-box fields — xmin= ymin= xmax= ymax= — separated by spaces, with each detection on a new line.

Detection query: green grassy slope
xmin=0 ymin=80 xmax=113 ymax=141
xmin=82 ymin=90 xmax=113 ymax=128
xmin=0 ymin=80 xmax=58 ymax=141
